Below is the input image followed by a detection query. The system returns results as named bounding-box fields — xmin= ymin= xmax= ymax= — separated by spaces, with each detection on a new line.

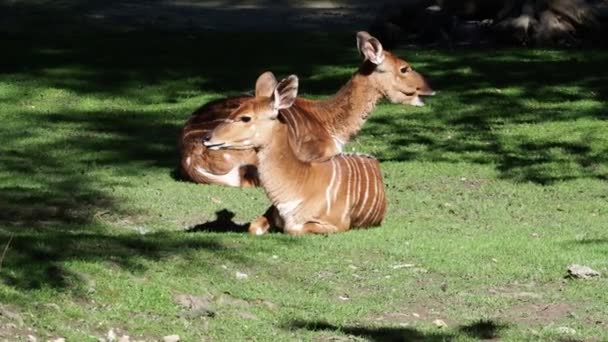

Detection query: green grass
xmin=0 ymin=31 xmax=607 ymax=341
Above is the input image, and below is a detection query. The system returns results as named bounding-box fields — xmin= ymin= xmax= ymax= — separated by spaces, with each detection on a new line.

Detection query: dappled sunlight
xmin=356 ymin=48 xmax=608 ymax=184
xmin=0 ymin=30 xmax=606 ymax=339
xmin=0 ymin=227 xmax=259 ymax=291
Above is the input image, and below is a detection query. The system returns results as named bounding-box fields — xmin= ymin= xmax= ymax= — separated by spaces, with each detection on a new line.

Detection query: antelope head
xmin=204 ymin=72 xmax=299 ymax=150
xmin=357 ymin=31 xmax=435 ymax=106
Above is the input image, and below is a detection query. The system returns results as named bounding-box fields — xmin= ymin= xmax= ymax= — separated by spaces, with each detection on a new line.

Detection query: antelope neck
xmin=310 ymin=72 xmax=383 ymax=140
xmin=256 ymin=120 xmax=310 ymax=202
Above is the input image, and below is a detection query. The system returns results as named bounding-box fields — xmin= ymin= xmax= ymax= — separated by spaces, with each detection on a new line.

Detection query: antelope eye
xmin=240 ymin=116 xmax=251 ymax=123
xmin=400 ymin=66 xmax=410 ymax=73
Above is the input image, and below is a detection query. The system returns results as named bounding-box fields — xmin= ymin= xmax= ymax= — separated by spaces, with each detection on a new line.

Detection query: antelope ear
xmin=271 ymin=75 xmax=298 ymax=111
xmin=255 ymin=71 xmax=278 ymax=97
xmin=356 ymin=31 xmax=385 ymax=65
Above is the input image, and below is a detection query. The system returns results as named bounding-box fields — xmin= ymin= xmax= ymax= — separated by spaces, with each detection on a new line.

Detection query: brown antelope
xmin=180 ymin=31 xmax=434 ymax=187
xmin=204 ymin=73 xmax=387 ymax=235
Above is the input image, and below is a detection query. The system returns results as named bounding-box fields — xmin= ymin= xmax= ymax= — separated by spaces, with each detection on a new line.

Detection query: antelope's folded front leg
xmin=283 ymin=221 xmax=348 ymax=235
xmin=248 ymin=206 xmax=281 ymax=235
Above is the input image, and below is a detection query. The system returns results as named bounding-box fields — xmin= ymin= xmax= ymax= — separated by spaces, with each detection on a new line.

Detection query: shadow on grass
xmin=286 ymin=320 xmax=452 ymax=342
xmin=0 ymin=228 xmax=235 ymax=290
xmin=459 ymin=320 xmax=507 ymax=340
xmin=285 ymin=319 xmax=508 ymax=341
xmin=0 ymin=29 xmax=607 ymax=289
xmin=564 ymin=238 xmax=608 ymax=257
xmin=0 ymin=31 xmax=356 ymax=291
xmin=0 ymin=31 xmax=357 ymax=229
xmin=187 ymin=209 xmax=248 ymax=233
xmin=364 ymin=48 xmax=607 ymax=184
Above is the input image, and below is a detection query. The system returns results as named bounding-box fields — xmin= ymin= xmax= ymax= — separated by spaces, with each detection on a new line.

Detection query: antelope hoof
xmin=248 ymin=216 xmax=270 ymax=235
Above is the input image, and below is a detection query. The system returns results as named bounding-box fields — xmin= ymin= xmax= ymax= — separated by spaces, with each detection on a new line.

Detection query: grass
xmin=0 ymin=30 xmax=607 ymax=341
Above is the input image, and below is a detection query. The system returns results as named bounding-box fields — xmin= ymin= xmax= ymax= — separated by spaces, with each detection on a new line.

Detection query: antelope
xmin=180 ymin=31 xmax=434 ymax=187
xmin=204 ymin=73 xmax=387 ymax=235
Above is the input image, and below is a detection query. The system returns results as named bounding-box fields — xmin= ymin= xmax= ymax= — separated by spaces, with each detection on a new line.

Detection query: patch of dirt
xmin=173 ymin=291 xmax=277 ymax=320
xmin=503 ymin=303 xmax=576 ymax=326
xmin=0 ymin=304 xmax=36 ymax=340
xmin=313 ymin=333 xmax=363 ymax=342
xmin=368 ymin=298 xmax=452 ymax=327
xmin=459 ymin=177 xmax=487 ymax=189
xmin=174 ymin=293 xmax=216 ymax=319
xmin=488 ymin=282 xmax=542 ymax=299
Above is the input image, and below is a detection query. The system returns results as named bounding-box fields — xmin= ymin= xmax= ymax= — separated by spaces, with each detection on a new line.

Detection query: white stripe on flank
xmin=332 ymin=157 xmax=342 ymax=202
xmin=325 ymin=159 xmax=337 ymax=215
xmin=355 ymin=158 xmax=370 ymax=220
xmin=342 ymin=157 xmax=353 ymax=221
xmin=361 ymin=161 xmax=378 ymax=224
xmin=351 ymin=157 xmax=360 ymax=217
xmin=370 ymin=162 xmax=383 ymax=224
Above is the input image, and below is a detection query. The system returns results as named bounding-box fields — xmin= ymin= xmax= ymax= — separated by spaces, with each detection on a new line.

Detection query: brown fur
xmin=179 ymin=31 xmax=433 ymax=187
xmin=205 ymin=74 xmax=387 ymax=235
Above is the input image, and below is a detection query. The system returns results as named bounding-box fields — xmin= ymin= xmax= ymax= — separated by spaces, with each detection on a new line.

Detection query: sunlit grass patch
xmin=0 ymin=32 xmax=606 ymax=340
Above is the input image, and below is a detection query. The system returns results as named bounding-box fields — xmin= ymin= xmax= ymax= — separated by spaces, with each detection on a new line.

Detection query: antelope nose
xmin=202 ymin=133 xmax=212 ymax=142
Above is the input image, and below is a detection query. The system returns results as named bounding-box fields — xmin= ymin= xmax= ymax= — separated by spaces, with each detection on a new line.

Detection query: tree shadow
xmin=0 ymin=0 xmax=375 ymax=34
xmin=363 ymin=47 xmax=608 ymax=184
xmin=0 ymin=29 xmax=361 ymax=232
xmin=285 ymin=320 xmax=454 ymax=342
xmin=285 ymin=319 xmax=509 ymax=341
xmin=187 ymin=209 xmax=248 ymax=233
xmin=0 ymin=227 xmax=239 ymax=290
xmin=459 ymin=320 xmax=507 ymax=340
xmin=0 ymin=8 xmax=606 ymax=291
xmin=564 ymin=238 xmax=608 ymax=257
xmin=573 ymin=238 xmax=608 ymax=245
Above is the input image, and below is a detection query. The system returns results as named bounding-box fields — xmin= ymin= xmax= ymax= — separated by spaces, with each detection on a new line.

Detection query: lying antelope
xmin=179 ymin=31 xmax=434 ymax=187
xmin=204 ymin=73 xmax=387 ymax=235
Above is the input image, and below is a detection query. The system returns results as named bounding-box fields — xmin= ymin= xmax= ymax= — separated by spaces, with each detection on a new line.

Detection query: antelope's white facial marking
xmin=195 ymin=166 xmax=241 ymax=187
